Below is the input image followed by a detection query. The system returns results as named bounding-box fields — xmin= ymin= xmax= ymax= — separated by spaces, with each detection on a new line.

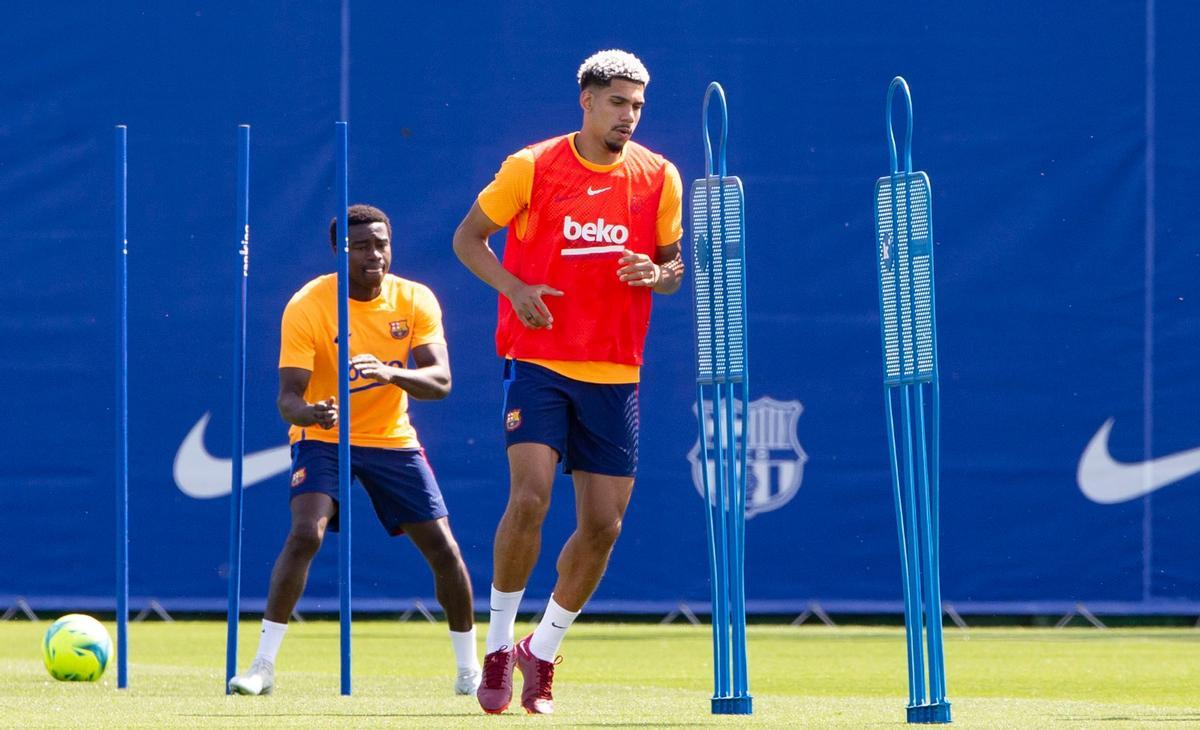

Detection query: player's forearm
xmin=278 ymin=392 xmax=316 ymax=426
xmin=452 ymin=229 xmax=526 ymax=299
xmin=388 ymin=366 xmax=452 ymax=400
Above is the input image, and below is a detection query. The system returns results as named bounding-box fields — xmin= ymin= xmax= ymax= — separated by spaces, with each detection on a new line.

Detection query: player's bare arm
xmin=616 ymin=242 xmax=684 ymax=295
xmin=277 ymin=367 xmax=337 ymax=429
xmin=453 ymin=201 xmax=563 ymax=329
xmin=351 ymin=343 xmax=451 ymax=400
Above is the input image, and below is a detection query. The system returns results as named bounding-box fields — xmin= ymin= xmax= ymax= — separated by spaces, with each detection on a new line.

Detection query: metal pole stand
xmin=691 ymin=81 xmax=752 ymax=716
xmin=873 ymin=76 xmax=951 ymax=724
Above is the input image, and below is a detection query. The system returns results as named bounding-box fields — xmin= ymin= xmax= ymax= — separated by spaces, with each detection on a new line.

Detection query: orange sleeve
xmin=476 ymin=149 xmax=535 ymax=236
xmin=410 ymin=284 xmax=447 ymax=348
xmin=279 ymin=297 xmax=317 ymax=371
xmin=656 ymin=161 xmax=684 ymax=245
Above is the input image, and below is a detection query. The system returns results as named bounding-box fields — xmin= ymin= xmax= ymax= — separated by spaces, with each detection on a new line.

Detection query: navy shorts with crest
xmin=501 ymin=359 xmax=639 ymax=477
xmin=289 ymin=440 xmax=447 ymax=535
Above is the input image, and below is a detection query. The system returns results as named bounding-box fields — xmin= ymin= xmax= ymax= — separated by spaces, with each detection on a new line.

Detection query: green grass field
xmin=2 ymin=620 xmax=1198 ymax=728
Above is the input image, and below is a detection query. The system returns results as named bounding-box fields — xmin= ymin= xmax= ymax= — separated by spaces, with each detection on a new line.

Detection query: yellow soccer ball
xmin=42 ymin=614 xmax=112 ymax=682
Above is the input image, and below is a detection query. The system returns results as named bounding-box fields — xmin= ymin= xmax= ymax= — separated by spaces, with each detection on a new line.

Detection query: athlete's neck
xmin=349 ymin=282 xmax=382 ymax=301
xmin=573 ymin=131 xmax=621 ymax=166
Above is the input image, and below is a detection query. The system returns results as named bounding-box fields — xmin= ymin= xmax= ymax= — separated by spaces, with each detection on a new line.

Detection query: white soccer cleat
xmin=228 ymin=658 xmax=275 ymax=696
xmin=454 ymin=666 xmax=482 ymax=695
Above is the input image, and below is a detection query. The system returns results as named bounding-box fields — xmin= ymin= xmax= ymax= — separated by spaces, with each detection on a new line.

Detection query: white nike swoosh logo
xmin=173 ymin=412 xmax=292 ymax=499
xmin=586 ymin=186 xmax=611 ymax=196
xmin=1076 ymin=418 xmax=1200 ymax=504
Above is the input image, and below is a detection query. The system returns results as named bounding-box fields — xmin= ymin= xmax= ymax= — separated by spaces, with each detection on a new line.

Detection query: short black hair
xmin=329 ymin=203 xmax=392 ymax=246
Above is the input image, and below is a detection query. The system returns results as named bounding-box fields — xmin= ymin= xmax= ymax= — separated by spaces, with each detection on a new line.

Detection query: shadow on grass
xmin=1059 ymin=716 xmax=1200 ymax=723
xmin=178 ymin=712 xmax=477 ymax=718
xmin=182 ymin=713 xmax=708 ymax=726
xmin=552 ymin=724 xmax=715 ymax=728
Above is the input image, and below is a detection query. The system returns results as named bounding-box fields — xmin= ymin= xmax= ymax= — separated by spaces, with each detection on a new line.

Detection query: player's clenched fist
xmin=307 ymin=397 xmax=337 ymax=429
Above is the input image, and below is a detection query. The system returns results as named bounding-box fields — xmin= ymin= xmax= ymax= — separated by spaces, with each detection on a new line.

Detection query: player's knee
xmin=285 ymin=523 xmax=324 ymax=557
xmin=581 ymin=517 xmax=623 ymax=548
xmin=424 ymin=537 xmax=465 ymax=573
xmin=506 ymin=490 xmax=551 ymax=526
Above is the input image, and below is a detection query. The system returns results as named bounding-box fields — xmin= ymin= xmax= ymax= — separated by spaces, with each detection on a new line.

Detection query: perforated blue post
xmin=225 ymin=124 xmax=250 ymax=692
xmin=691 ymin=82 xmax=752 ymax=716
xmin=873 ymin=76 xmax=951 ymax=724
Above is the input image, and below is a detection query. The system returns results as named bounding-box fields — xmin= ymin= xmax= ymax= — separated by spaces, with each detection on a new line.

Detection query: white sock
xmin=485 ymin=585 xmax=525 ymax=653
xmin=449 ymin=627 xmax=481 ymax=671
xmin=254 ymin=619 xmax=287 ymax=665
xmin=529 ymin=595 xmax=580 ymax=662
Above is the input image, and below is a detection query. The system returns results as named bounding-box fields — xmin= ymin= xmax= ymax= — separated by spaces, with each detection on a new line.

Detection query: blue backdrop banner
xmin=3 ymin=1 xmax=1198 ymax=615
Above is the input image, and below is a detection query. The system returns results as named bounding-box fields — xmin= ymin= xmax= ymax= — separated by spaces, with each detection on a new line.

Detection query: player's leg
xmin=551 ymin=471 xmax=635 ymax=610
xmin=230 ymin=442 xmax=338 ymax=695
xmin=355 ymin=447 xmax=483 ymax=694
xmin=404 ymin=517 xmax=474 ymax=630
xmin=477 ymin=443 xmax=556 ymax=712
xmin=264 ymin=492 xmax=337 ymax=622
xmin=479 ymin=361 xmax=568 ymax=713
xmin=404 ymin=516 xmax=481 ymax=693
xmin=515 ymin=378 xmax=638 ymax=714
xmin=492 ymin=443 xmax=558 ymax=593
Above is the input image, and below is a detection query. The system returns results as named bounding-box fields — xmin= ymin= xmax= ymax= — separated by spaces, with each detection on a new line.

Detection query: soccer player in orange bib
xmin=453 ymin=50 xmax=685 ymax=714
xmin=229 ymin=204 xmax=481 ymax=697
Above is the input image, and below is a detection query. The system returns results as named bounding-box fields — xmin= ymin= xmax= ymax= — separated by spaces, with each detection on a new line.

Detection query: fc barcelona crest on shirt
xmin=390 ymin=320 xmax=409 ymax=339
xmin=687 ymin=396 xmax=807 ymax=518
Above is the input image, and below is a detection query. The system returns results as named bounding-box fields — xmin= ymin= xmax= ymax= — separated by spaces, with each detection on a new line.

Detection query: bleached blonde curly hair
xmin=577 ymin=49 xmax=650 ymax=89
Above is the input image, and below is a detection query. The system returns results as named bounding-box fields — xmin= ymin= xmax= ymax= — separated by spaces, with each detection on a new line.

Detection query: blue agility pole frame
xmin=873 ymin=76 xmax=951 ymax=725
xmin=225 ymin=124 xmax=251 ymax=692
xmin=334 ymin=121 xmax=353 ymax=696
xmin=114 ymin=124 xmax=129 ymax=690
xmin=690 ymin=82 xmax=751 ymax=716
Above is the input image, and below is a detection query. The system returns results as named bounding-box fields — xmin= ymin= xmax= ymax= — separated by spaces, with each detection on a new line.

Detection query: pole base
xmin=712 ymin=695 xmax=753 ymax=715
xmin=907 ymin=701 xmax=952 ymax=724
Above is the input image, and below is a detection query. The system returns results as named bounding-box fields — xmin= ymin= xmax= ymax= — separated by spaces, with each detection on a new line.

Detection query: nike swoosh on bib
xmin=586 ymin=186 xmax=611 ymax=196
xmin=1076 ymin=418 xmax=1200 ymax=504
xmin=173 ymin=412 xmax=292 ymax=499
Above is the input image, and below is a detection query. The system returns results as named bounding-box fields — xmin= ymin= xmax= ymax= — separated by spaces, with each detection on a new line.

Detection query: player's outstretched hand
xmin=506 ymin=283 xmax=563 ymax=330
xmin=351 ymin=354 xmax=397 ymax=384
xmin=309 ymin=397 xmax=337 ymax=429
xmin=617 ymin=249 xmax=661 ymax=287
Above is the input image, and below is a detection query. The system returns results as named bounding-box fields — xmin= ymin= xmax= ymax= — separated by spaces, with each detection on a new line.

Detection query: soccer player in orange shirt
xmin=229 ymin=204 xmax=481 ymax=696
xmin=453 ymin=50 xmax=685 ymax=714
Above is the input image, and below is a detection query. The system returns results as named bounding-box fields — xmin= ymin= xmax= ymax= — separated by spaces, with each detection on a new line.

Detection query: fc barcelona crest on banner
xmin=389 ymin=320 xmax=409 ymax=339
xmin=688 ymin=396 xmax=807 ymax=518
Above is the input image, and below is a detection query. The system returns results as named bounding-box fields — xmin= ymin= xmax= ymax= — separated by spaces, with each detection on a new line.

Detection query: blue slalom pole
xmin=694 ymin=387 xmax=722 ymax=695
xmin=225 ymin=124 xmax=250 ymax=691
xmin=913 ymin=386 xmax=944 ymax=700
xmin=711 ymin=385 xmax=731 ymax=697
xmin=114 ymin=124 xmax=129 ymax=691
xmin=335 ymin=120 xmax=352 ymax=696
xmin=886 ymin=83 xmax=927 ymax=708
xmin=884 ymin=390 xmax=920 ymax=704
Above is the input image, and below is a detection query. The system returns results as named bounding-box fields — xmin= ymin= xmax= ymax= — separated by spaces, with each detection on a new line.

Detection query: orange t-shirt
xmin=278 ymin=273 xmax=445 ymax=448
xmin=477 ymin=133 xmax=683 ymax=384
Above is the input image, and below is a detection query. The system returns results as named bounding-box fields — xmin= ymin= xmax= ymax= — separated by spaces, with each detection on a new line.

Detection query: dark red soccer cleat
xmin=476 ymin=645 xmax=516 ymax=714
xmin=515 ymin=634 xmax=562 ymax=715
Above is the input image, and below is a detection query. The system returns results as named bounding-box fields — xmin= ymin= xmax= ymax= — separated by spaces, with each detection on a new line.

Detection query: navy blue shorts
xmin=289 ymin=440 xmax=447 ymax=536
xmin=501 ymin=360 xmax=639 ymax=477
